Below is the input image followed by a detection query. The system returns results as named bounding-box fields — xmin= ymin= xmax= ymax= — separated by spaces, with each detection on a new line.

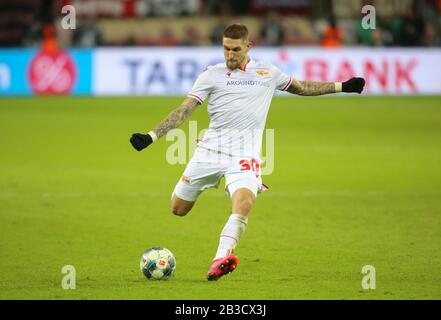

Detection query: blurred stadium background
xmin=1 ymin=0 xmax=441 ymax=96
xmin=1 ymin=0 xmax=441 ymax=300
xmin=2 ymin=0 xmax=441 ymax=48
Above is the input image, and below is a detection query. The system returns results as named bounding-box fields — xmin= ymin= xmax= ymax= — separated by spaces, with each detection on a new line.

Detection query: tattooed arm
xmin=286 ymin=77 xmax=366 ymax=96
xmin=286 ymin=79 xmax=338 ymax=96
xmin=152 ymin=97 xmax=200 ymax=139
xmin=129 ymin=97 xmax=200 ymax=151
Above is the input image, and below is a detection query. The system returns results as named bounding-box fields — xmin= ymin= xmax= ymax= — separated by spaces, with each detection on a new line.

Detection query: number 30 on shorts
xmin=239 ymin=159 xmax=260 ymax=178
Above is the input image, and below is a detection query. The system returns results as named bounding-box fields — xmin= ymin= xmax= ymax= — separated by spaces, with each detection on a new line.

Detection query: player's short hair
xmin=223 ymin=24 xmax=249 ymax=42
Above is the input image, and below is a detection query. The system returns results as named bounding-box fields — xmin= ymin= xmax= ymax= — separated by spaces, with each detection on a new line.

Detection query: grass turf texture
xmin=1 ymin=96 xmax=441 ymax=300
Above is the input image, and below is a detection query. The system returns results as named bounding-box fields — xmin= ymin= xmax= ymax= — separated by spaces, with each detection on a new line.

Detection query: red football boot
xmin=207 ymin=255 xmax=238 ymax=281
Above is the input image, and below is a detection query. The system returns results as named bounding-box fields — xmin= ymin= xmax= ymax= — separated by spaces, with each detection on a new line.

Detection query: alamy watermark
xmin=165 ymin=121 xmax=275 ymax=175
xmin=361 ymin=265 xmax=376 ymax=290
xmin=61 ymin=5 xmax=76 ymax=30
xmin=61 ymin=265 xmax=76 ymax=289
xmin=361 ymin=5 xmax=376 ymax=30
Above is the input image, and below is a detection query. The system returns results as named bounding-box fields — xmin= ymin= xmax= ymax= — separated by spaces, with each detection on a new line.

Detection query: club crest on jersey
xmin=256 ymin=69 xmax=271 ymax=77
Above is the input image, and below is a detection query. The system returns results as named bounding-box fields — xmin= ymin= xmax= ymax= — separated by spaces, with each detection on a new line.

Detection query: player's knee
xmin=171 ymin=206 xmax=186 ymax=216
xmin=243 ymin=197 xmax=254 ymax=212
xmin=172 ymin=208 xmax=187 ymax=216
xmin=171 ymin=194 xmax=194 ymax=216
xmin=236 ymin=195 xmax=254 ymax=213
xmin=171 ymin=204 xmax=191 ymax=216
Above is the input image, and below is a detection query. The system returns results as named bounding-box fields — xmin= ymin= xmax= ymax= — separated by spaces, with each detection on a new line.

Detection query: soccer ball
xmin=140 ymin=247 xmax=176 ymax=280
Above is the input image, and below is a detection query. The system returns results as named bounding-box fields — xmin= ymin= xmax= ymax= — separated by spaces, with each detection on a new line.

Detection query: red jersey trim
xmin=282 ymin=77 xmax=293 ymax=91
xmin=187 ymin=93 xmax=203 ymax=104
xmin=238 ymin=59 xmax=250 ymax=72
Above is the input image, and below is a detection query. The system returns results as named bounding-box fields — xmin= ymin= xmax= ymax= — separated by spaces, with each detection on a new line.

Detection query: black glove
xmin=130 ymin=133 xmax=153 ymax=151
xmin=342 ymin=77 xmax=365 ymax=94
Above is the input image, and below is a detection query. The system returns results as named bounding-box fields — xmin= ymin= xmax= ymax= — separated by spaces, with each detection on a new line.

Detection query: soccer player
xmin=130 ymin=24 xmax=365 ymax=281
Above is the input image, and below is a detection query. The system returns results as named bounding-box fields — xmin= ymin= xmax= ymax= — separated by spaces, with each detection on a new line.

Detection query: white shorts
xmin=172 ymin=147 xmax=267 ymax=202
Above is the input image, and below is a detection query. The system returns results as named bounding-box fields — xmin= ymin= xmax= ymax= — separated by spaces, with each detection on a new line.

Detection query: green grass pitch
xmin=1 ymin=96 xmax=441 ymax=300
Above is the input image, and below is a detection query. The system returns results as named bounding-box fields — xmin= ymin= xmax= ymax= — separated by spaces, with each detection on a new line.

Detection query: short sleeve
xmin=272 ymin=65 xmax=293 ymax=91
xmin=187 ymin=69 xmax=213 ymax=104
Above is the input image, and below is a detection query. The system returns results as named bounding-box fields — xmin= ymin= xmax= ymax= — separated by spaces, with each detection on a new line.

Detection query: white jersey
xmin=187 ymin=58 xmax=292 ymax=161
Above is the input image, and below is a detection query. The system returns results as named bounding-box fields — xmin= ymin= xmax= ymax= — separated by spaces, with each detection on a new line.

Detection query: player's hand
xmin=130 ymin=133 xmax=153 ymax=151
xmin=342 ymin=77 xmax=365 ymax=94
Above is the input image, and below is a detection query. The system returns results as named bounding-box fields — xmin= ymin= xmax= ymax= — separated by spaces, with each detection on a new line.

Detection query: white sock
xmin=214 ymin=213 xmax=248 ymax=260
